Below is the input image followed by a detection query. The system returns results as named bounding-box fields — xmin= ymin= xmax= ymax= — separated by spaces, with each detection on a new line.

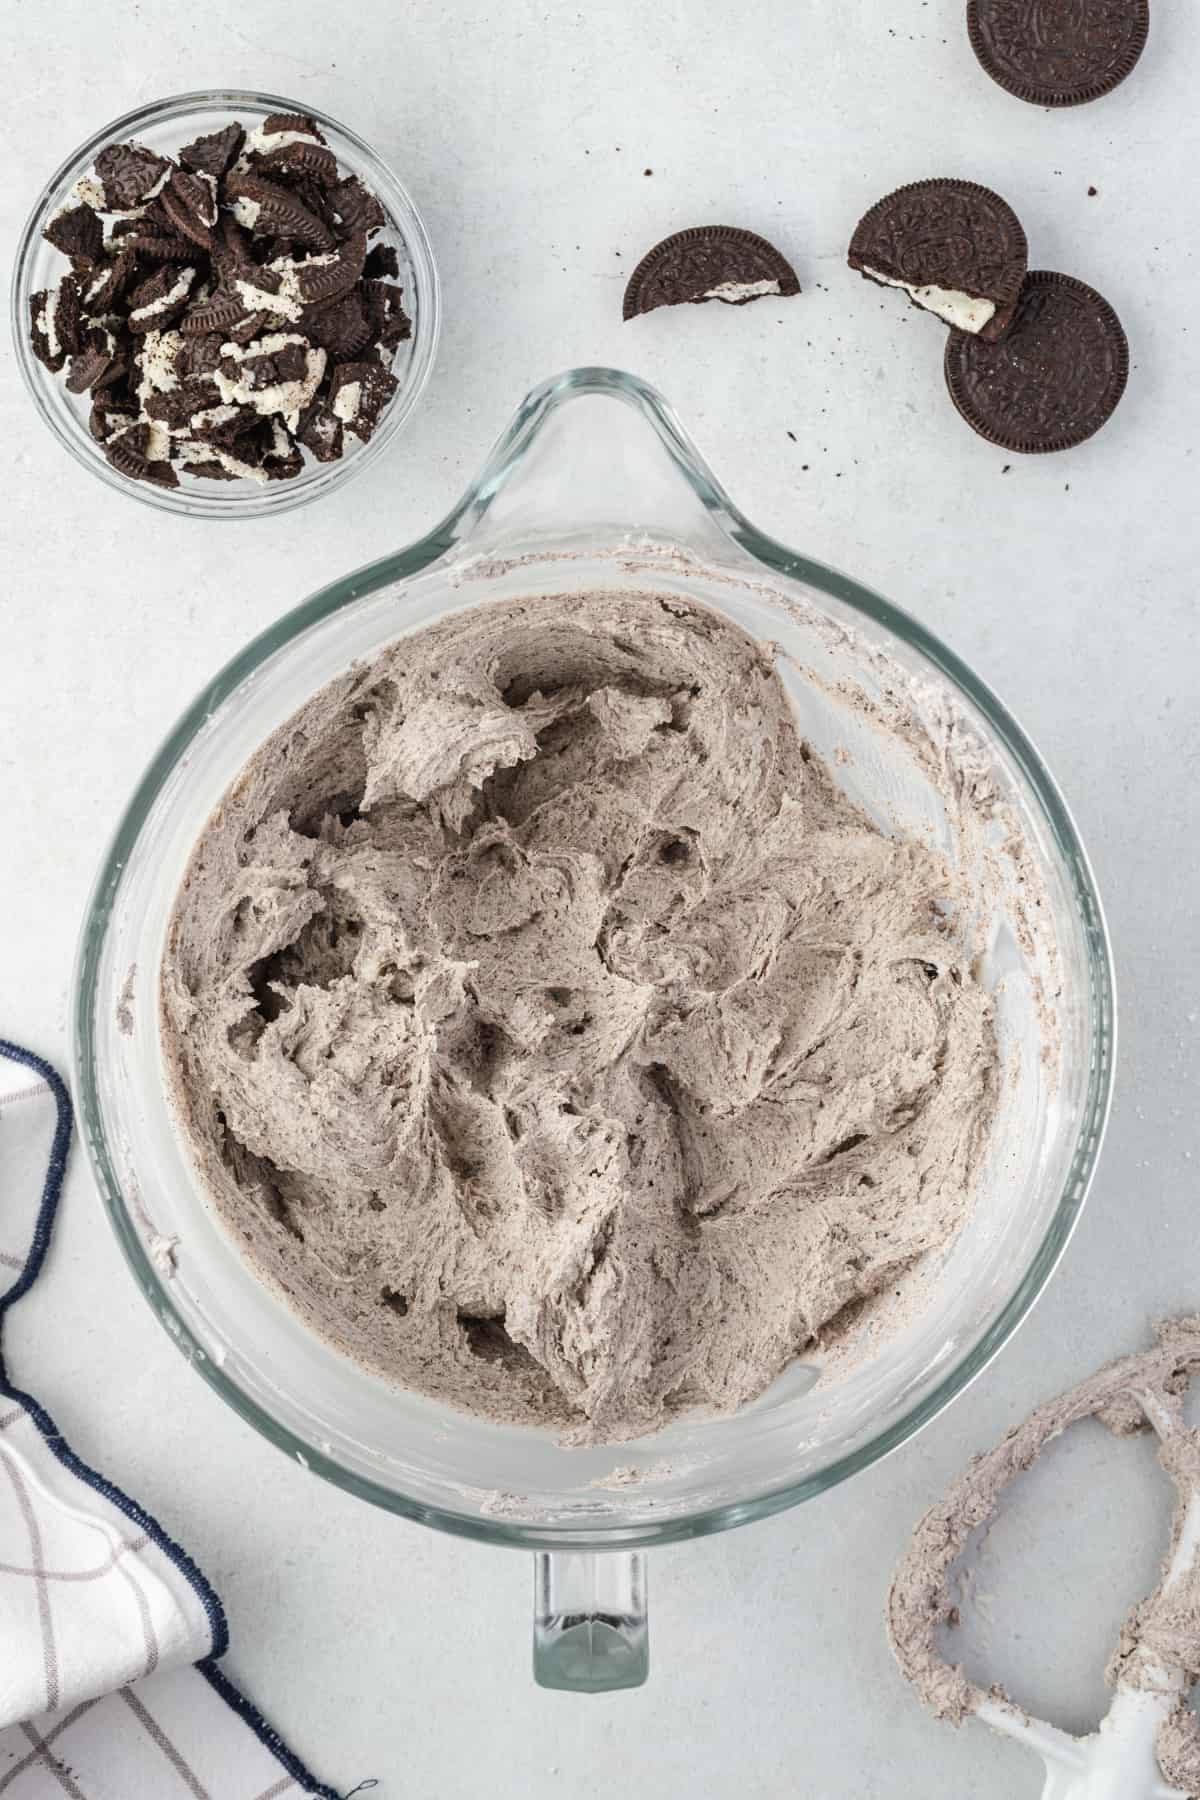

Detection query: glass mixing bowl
xmin=11 ymin=89 xmax=440 ymax=519
xmin=73 ymin=368 xmax=1115 ymax=1691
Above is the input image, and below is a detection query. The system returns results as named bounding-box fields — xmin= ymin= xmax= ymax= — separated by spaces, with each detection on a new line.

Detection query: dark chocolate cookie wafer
xmin=944 ymin=271 xmax=1128 ymax=452
xmin=849 ymin=179 xmax=1026 ymax=339
xmin=43 ymin=204 xmax=103 ymax=265
xmin=968 ymin=0 xmax=1149 ymax=107
xmin=623 ymin=226 xmax=799 ymax=319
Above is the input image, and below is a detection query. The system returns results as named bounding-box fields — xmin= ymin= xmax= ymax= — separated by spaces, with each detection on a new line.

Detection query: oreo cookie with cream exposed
xmin=328 ymin=175 xmax=386 ymax=239
xmin=255 ymin=139 xmax=339 ymax=186
xmin=179 ymin=288 xmax=251 ymax=336
xmin=360 ymin=277 xmax=411 ymax=350
xmin=326 ymin=359 xmax=398 ymax=442
xmin=159 ymin=170 xmax=220 ymax=248
xmin=623 ymin=225 xmax=800 ymax=319
xmin=297 ymin=231 xmax=367 ymax=305
xmin=296 ymin=399 xmax=344 ymax=463
xmin=29 ymin=275 xmax=85 ymax=373
xmin=127 ymin=263 xmax=196 ymax=333
xmin=968 ymin=0 xmax=1149 ymax=107
xmin=89 ymin=391 xmax=137 ymax=443
xmin=109 ymin=215 xmax=195 ymax=261
xmin=943 ymin=270 xmax=1128 ymax=452
xmin=80 ymin=249 xmax=135 ymax=312
xmin=65 ymin=331 xmax=120 ymax=395
xmin=848 ymin=179 xmax=1027 ymax=340
xmin=104 ymin=420 xmax=179 ymax=487
xmin=225 ymin=173 xmax=334 ymax=250
xmin=92 ymin=141 xmax=171 ymax=212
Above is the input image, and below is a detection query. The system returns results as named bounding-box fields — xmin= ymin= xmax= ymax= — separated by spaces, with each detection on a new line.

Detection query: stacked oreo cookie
xmin=849 ymin=180 xmax=1128 ymax=453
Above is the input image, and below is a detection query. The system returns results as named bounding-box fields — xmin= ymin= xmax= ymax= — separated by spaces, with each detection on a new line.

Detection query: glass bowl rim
xmin=10 ymin=86 xmax=441 ymax=520
xmin=71 ymin=365 xmax=1117 ymax=1550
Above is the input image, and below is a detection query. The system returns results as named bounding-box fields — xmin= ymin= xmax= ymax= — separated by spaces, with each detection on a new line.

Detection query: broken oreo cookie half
xmin=623 ymin=226 xmax=800 ymax=319
xmin=849 ymin=179 xmax=1027 ymax=340
xmin=28 ymin=109 xmax=414 ymax=492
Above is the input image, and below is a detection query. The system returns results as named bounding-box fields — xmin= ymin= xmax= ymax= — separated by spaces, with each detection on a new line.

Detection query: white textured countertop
xmin=2 ymin=3 xmax=1198 ymax=1794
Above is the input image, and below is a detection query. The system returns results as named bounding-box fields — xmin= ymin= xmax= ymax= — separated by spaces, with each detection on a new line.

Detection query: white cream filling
xmin=231 ymin=195 xmax=262 ymax=232
xmin=332 ymin=379 xmax=361 ymax=424
xmin=130 ymin=266 xmax=195 ymax=324
xmin=176 ymin=439 xmax=270 ymax=483
xmin=178 ymin=403 xmax=242 ymax=437
xmin=73 ymin=175 xmax=106 ymax=210
xmin=864 ymin=267 xmax=996 ymax=333
xmin=233 ymin=125 xmax=324 ymax=175
xmin=85 ymin=266 xmax=113 ymax=304
xmin=265 ymin=418 xmax=295 ymax=461
xmin=234 ymin=252 xmax=338 ymax=324
xmin=213 ymin=332 xmax=326 ymax=430
xmin=191 ymin=170 xmax=219 ymax=226
xmin=144 ymin=420 xmax=172 ymax=462
xmin=703 ymin=278 xmax=781 ymax=303
xmin=136 ymin=329 xmax=184 ymax=394
xmin=36 ymin=294 xmax=61 ymax=360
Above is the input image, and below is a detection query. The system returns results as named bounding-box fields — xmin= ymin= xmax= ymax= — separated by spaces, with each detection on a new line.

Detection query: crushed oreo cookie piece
xmin=160 ymin=169 xmax=220 ymax=248
xmin=304 ymin=289 xmax=372 ymax=356
xmin=179 ymin=122 xmax=245 ymax=179
xmin=93 ymin=141 xmax=171 ymax=212
xmin=89 ymin=391 xmax=137 ymax=442
xmin=104 ymin=420 xmax=179 ymax=487
xmin=80 ymin=250 xmax=135 ymax=312
xmin=297 ymin=398 xmax=345 ymax=463
xmin=127 ymin=263 xmax=196 ymax=333
xmin=257 ymin=139 xmax=340 ymax=186
xmin=327 ymin=359 xmax=399 ymax=443
xmin=363 ymin=242 xmax=400 ymax=281
xmin=226 ymin=173 xmax=335 ymax=250
xmin=29 ymin=287 xmax=67 ymax=372
xmin=65 ymin=336 xmax=118 ymax=395
xmin=43 ymin=204 xmax=103 ymax=265
xmin=109 ymin=216 xmax=195 ymax=260
xmin=28 ymin=109 xmax=413 ymax=490
xmin=329 ymin=175 xmax=386 ymax=239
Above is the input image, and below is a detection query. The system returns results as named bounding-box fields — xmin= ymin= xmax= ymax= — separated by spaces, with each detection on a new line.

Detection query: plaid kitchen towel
xmin=0 ymin=1039 xmax=355 ymax=1799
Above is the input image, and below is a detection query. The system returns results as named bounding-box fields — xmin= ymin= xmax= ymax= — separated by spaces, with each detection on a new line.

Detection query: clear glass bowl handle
xmin=533 ymin=1551 xmax=649 ymax=1691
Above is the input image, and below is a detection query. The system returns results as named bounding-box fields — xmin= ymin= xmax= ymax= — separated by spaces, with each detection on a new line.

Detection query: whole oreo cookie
xmin=849 ymin=179 xmax=1027 ymax=339
xmin=944 ymin=271 xmax=1128 ymax=452
xmin=623 ymin=226 xmax=800 ymax=319
xmin=968 ymin=0 xmax=1150 ymax=107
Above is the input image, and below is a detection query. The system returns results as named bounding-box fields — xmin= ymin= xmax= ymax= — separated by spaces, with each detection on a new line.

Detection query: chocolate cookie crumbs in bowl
xmin=13 ymin=91 xmax=439 ymax=515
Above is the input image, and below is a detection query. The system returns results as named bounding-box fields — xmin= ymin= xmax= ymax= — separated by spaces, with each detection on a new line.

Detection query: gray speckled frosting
xmin=161 ymin=590 xmax=998 ymax=1443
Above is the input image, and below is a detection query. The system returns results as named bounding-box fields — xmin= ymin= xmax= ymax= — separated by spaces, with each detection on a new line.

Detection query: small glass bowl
xmin=11 ymin=89 xmax=440 ymax=519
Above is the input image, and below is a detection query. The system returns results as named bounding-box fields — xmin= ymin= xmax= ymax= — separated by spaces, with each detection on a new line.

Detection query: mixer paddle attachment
xmin=887 ymin=1318 xmax=1200 ymax=1800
